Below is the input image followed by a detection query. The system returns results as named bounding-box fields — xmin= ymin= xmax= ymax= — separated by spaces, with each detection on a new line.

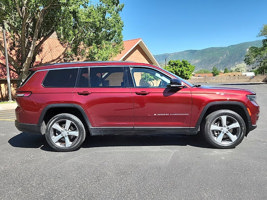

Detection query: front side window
xmin=43 ymin=68 xmax=78 ymax=88
xmin=131 ymin=67 xmax=171 ymax=88
xmin=90 ymin=67 xmax=127 ymax=88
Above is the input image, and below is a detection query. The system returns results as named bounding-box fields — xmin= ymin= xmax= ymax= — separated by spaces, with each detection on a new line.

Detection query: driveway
xmin=0 ymin=83 xmax=266 ymax=200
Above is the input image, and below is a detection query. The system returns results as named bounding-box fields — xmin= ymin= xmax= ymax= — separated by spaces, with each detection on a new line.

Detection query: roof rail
xmin=40 ymin=60 xmax=137 ymax=67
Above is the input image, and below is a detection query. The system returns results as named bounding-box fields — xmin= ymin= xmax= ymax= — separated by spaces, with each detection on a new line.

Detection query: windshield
xmin=161 ymin=68 xmax=194 ymax=87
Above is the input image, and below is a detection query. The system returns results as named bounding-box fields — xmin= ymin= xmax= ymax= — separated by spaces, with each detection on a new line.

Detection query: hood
xmin=194 ymin=85 xmax=256 ymax=95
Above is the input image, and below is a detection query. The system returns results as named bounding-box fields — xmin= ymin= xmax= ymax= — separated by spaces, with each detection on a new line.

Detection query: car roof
xmin=30 ymin=61 xmax=158 ymax=71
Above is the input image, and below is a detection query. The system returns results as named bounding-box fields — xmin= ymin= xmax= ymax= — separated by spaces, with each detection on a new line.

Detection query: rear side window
xmin=90 ymin=67 xmax=127 ymax=88
xmin=43 ymin=68 xmax=78 ymax=88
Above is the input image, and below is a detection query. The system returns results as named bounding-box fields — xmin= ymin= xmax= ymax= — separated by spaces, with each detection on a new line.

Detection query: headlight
xmin=247 ymin=94 xmax=256 ymax=102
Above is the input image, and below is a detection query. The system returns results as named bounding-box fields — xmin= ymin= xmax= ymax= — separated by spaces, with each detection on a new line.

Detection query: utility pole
xmin=2 ymin=21 xmax=12 ymax=102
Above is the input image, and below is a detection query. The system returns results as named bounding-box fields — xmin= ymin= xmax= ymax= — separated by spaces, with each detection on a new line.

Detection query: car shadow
xmin=8 ymin=132 xmax=46 ymax=149
xmin=9 ymin=132 xmax=212 ymax=151
xmin=82 ymin=134 xmax=211 ymax=149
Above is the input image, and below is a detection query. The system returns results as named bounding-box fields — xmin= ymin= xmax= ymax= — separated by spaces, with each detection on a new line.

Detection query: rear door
xmin=73 ymin=66 xmax=133 ymax=128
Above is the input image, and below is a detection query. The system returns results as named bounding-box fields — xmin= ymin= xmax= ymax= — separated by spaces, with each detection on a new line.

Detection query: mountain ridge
xmin=154 ymin=40 xmax=262 ymax=70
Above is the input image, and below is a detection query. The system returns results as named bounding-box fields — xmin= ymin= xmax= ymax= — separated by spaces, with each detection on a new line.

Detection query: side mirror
xmin=168 ymin=79 xmax=185 ymax=88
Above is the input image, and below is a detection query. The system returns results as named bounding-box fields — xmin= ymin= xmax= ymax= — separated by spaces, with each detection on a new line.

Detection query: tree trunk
xmin=21 ymin=11 xmax=45 ymax=81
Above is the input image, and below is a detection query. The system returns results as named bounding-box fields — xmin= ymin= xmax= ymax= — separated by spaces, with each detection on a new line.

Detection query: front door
xmin=130 ymin=67 xmax=192 ymax=128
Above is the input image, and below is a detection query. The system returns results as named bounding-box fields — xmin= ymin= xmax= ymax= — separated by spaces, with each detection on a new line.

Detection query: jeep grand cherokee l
xmin=15 ymin=61 xmax=260 ymax=151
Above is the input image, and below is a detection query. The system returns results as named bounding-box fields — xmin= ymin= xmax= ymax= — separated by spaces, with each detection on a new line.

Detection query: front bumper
xmin=15 ymin=120 xmax=41 ymax=134
xmin=249 ymin=124 xmax=257 ymax=132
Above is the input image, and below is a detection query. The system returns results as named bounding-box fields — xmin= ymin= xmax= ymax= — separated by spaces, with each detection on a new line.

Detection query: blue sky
xmin=120 ymin=0 xmax=267 ymax=55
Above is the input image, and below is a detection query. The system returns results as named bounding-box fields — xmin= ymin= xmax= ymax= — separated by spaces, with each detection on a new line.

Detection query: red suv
xmin=15 ymin=62 xmax=260 ymax=151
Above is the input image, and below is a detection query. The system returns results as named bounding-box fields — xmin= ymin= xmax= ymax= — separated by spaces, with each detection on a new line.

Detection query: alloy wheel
xmin=210 ymin=115 xmax=241 ymax=146
xmin=49 ymin=119 xmax=80 ymax=148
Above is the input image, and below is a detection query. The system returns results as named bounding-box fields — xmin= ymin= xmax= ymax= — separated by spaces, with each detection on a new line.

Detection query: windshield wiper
xmin=193 ymin=84 xmax=201 ymax=87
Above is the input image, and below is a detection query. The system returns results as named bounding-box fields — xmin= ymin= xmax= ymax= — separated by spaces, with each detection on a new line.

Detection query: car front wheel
xmin=45 ymin=113 xmax=86 ymax=152
xmin=202 ymin=110 xmax=246 ymax=148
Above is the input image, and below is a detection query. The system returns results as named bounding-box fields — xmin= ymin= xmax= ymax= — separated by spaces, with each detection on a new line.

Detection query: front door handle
xmin=77 ymin=91 xmax=91 ymax=96
xmin=135 ymin=91 xmax=150 ymax=95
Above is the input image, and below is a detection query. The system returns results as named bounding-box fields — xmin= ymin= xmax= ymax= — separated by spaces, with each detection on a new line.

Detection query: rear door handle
xmin=77 ymin=91 xmax=91 ymax=96
xmin=135 ymin=91 xmax=150 ymax=95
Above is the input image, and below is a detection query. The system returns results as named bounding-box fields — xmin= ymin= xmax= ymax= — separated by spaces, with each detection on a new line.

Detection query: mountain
xmin=154 ymin=40 xmax=262 ymax=70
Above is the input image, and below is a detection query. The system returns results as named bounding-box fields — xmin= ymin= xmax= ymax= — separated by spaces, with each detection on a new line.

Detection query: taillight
xmin=16 ymin=91 xmax=32 ymax=97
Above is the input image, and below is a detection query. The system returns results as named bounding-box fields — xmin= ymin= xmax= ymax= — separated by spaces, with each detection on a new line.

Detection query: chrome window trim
xmin=36 ymin=64 xmax=191 ymax=88
xmin=89 ymin=66 xmax=130 ymax=88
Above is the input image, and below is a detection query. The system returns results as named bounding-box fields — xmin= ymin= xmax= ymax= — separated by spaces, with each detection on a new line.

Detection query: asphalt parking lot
xmin=0 ymin=83 xmax=266 ymax=200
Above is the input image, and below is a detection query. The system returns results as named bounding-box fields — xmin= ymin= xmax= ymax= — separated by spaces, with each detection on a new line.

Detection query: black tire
xmin=45 ymin=113 xmax=86 ymax=152
xmin=202 ymin=109 xmax=246 ymax=149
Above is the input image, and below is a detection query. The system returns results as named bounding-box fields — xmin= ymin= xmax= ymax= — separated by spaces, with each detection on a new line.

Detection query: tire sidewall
xmin=203 ymin=110 xmax=246 ymax=149
xmin=45 ymin=113 xmax=86 ymax=152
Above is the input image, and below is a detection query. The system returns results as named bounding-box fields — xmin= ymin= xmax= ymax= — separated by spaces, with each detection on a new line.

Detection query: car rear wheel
xmin=45 ymin=113 xmax=86 ymax=152
xmin=202 ymin=110 xmax=246 ymax=148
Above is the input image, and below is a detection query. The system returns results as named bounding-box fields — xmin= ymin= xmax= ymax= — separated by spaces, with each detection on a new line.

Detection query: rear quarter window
xmin=20 ymin=71 xmax=35 ymax=87
xmin=43 ymin=68 xmax=78 ymax=88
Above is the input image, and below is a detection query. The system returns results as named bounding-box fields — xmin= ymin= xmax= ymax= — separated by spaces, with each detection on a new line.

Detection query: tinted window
xmin=76 ymin=67 xmax=89 ymax=88
xmin=131 ymin=68 xmax=171 ymax=88
xmin=90 ymin=67 xmax=126 ymax=88
xmin=43 ymin=68 xmax=78 ymax=88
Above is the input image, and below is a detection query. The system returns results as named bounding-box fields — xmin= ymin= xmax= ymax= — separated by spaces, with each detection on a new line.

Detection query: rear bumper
xmin=15 ymin=120 xmax=41 ymax=134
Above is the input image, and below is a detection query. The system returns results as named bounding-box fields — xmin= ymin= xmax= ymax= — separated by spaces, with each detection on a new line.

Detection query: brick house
xmin=112 ymin=38 xmax=159 ymax=66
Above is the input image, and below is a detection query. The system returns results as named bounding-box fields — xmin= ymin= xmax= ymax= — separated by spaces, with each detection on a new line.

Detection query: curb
xmin=0 ymin=103 xmax=17 ymax=110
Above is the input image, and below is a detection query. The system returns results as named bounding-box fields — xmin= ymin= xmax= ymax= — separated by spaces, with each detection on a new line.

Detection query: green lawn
xmin=0 ymin=101 xmax=16 ymax=104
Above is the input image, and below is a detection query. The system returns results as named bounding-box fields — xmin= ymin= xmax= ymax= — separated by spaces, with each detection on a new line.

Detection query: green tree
xmin=141 ymin=72 xmax=159 ymax=82
xmin=224 ymin=68 xmax=229 ymax=73
xmin=0 ymin=0 xmax=124 ymax=80
xmin=212 ymin=66 xmax=220 ymax=76
xmin=165 ymin=60 xmax=195 ymax=80
xmin=244 ymin=24 xmax=267 ymax=74
xmin=232 ymin=63 xmax=247 ymax=72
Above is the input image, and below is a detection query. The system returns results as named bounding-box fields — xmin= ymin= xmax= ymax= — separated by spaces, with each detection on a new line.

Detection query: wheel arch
xmin=38 ymin=104 xmax=92 ymax=135
xmin=196 ymin=101 xmax=252 ymax=135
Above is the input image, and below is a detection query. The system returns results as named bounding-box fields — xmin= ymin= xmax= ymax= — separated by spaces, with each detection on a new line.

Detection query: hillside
xmin=154 ymin=40 xmax=262 ymax=70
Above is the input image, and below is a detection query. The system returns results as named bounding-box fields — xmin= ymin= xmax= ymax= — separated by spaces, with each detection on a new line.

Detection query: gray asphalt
xmin=0 ymin=83 xmax=267 ymax=200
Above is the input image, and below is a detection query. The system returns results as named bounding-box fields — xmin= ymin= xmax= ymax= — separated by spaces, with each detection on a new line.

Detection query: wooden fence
xmin=0 ymin=80 xmax=18 ymax=101
xmin=190 ymin=75 xmax=267 ymax=84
